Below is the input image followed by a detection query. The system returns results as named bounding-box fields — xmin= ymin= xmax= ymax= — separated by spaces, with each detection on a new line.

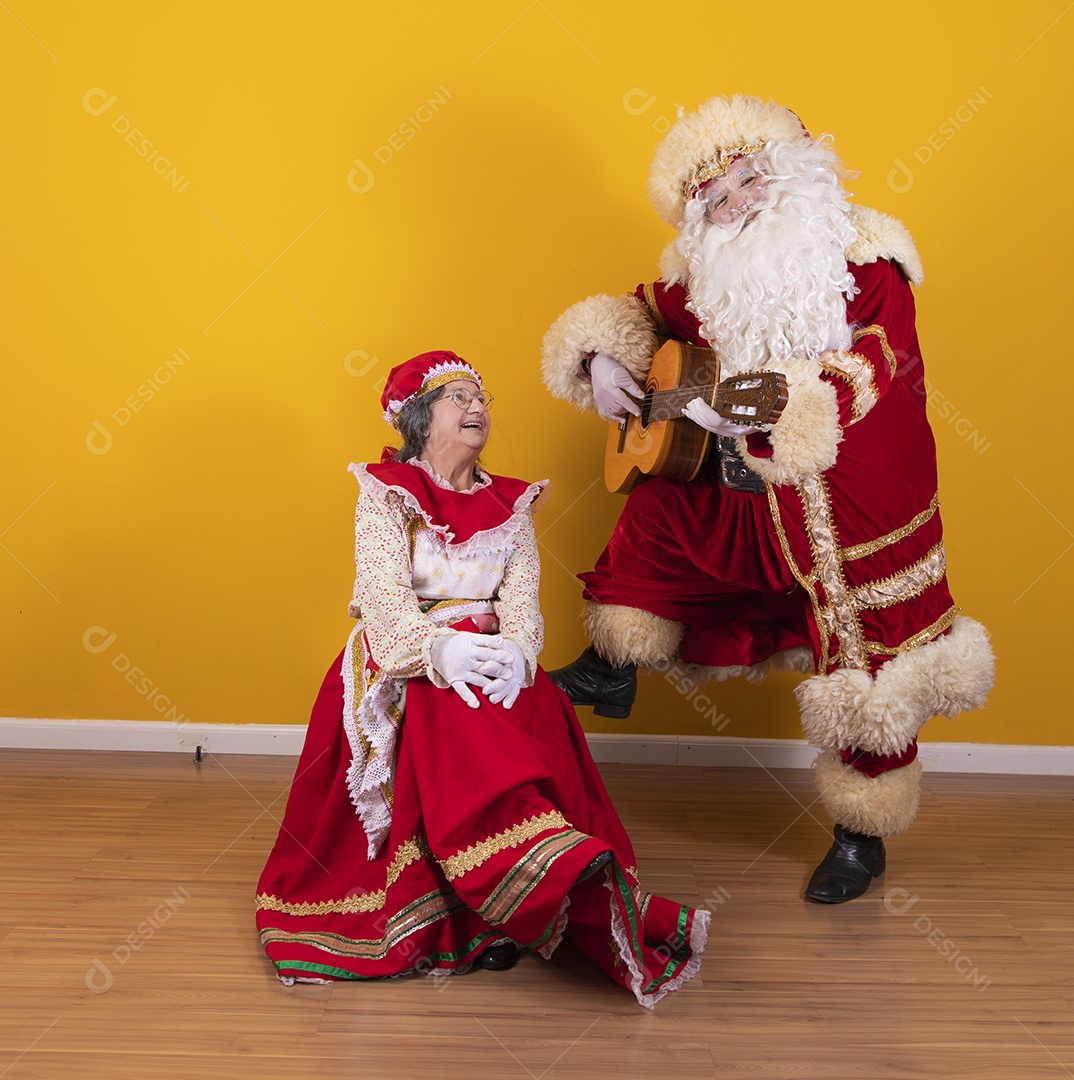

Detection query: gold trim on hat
xmin=419 ymin=371 xmax=480 ymax=396
xmin=683 ymin=141 xmax=766 ymax=202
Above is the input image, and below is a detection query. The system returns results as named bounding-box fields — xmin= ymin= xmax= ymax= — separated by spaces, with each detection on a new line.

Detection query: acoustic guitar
xmin=604 ymin=340 xmax=787 ymax=494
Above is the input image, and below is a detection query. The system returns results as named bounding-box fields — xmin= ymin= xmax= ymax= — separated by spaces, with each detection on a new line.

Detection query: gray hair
xmin=392 ymin=385 xmax=445 ymax=462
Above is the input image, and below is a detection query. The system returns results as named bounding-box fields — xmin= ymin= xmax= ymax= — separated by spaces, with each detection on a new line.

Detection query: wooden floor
xmin=1 ymin=750 xmax=1072 ymax=1079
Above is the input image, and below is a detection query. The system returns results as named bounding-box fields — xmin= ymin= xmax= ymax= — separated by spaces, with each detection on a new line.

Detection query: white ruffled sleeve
xmin=494 ymin=510 xmax=544 ymax=685
xmin=351 ymin=488 xmax=453 ymax=680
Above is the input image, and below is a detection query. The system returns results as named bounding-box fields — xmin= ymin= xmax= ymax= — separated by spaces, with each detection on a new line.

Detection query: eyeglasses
xmin=436 ymin=388 xmax=494 ymax=411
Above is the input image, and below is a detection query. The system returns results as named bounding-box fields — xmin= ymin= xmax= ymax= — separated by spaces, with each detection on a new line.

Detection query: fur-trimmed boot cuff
xmin=580 ymin=601 xmax=683 ymax=668
xmin=796 ymin=616 xmax=996 ymax=756
xmin=813 ymin=749 xmax=922 ymax=837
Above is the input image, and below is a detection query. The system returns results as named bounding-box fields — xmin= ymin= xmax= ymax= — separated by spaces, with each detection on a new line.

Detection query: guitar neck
xmin=646 ymin=384 xmax=719 ymax=423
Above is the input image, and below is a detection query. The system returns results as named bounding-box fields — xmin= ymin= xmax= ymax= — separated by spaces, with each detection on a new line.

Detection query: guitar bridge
xmin=616 ymin=418 xmax=628 ymax=454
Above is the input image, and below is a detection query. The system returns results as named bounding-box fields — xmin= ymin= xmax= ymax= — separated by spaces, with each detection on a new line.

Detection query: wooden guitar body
xmin=604 ymin=341 xmax=719 ymax=494
xmin=603 ymin=340 xmax=788 ymax=495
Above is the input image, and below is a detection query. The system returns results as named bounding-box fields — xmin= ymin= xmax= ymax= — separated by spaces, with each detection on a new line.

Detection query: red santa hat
xmin=647 ymin=95 xmax=810 ymax=227
xmin=381 ymin=350 xmax=483 ymax=426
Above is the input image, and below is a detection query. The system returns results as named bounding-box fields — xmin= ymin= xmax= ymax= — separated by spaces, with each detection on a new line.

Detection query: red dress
xmin=255 ymin=460 xmax=708 ymax=1008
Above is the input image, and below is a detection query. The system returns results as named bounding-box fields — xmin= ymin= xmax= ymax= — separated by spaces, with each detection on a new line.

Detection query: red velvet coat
xmin=623 ymin=259 xmax=956 ymax=678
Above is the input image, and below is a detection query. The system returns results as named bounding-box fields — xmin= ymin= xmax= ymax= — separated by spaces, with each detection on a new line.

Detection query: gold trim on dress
xmin=821 ymin=351 xmax=878 ymax=424
xmin=257 ymin=889 xmax=386 ymax=916
xmin=863 ymin=605 xmax=959 ymax=657
xmin=421 ymin=597 xmax=477 ymax=615
xmin=818 ymin=361 xmax=860 ymax=421
xmin=479 ymin=830 xmax=590 ymax=925
xmin=259 ymin=890 xmax=466 ymax=960
xmin=841 ymin=494 xmax=940 ymax=562
xmin=437 ymin=810 xmax=571 ymax=882
xmin=766 ymin=482 xmax=829 ymax=670
xmin=766 ymin=478 xmax=946 ymax=673
xmin=799 ymin=474 xmax=867 ymax=670
xmin=350 ymin=646 xmax=375 ymax=762
xmin=405 ymin=514 xmax=427 ymax=562
xmin=849 ymin=543 xmax=946 ymax=612
xmin=851 ymin=324 xmax=898 ymax=379
xmin=642 ymin=282 xmax=672 ymax=339
xmin=844 ymin=351 xmax=878 ymax=421
xmin=255 ymin=833 xmax=432 ymax=916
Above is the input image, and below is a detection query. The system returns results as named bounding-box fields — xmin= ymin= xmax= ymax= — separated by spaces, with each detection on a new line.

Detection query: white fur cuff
xmin=736 ymin=359 xmax=842 ymax=486
xmin=541 ymin=294 xmax=657 ymax=413
xmin=813 ymin=749 xmax=922 ymax=836
xmin=681 ymin=645 xmax=815 ymax=687
xmin=581 ymin=601 xmax=682 ymax=668
xmin=796 ymin=616 xmax=996 ymax=756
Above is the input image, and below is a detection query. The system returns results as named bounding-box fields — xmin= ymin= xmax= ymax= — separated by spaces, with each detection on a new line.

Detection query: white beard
xmin=677 ymin=171 xmax=858 ymax=377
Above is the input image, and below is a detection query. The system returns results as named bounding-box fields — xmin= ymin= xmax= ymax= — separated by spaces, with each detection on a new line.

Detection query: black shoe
xmin=574 ymin=850 xmax=612 ymax=886
xmin=805 ymin=824 xmax=886 ymax=904
xmin=478 ymin=942 xmax=519 ymax=971
xmin=547 ymin=646 xmax=637 ymax=719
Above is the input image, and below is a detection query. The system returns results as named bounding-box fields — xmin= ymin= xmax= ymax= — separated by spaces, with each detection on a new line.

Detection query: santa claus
xmin=540 ymin=95 xmax=995 ymax=902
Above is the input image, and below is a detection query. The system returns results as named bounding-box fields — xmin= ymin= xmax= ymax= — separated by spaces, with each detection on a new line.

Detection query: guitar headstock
xmin=714 ymin=371 xmax=788 ymax=427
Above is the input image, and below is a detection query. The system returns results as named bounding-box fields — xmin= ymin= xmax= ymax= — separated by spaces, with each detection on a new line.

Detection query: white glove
xmin=681 ymin=396 xmax=769 ymax=438
xmin=480 ymin=638 xmax=527 ymax=709
xmin=429 ymin=631 xmax=515 ymax=709
xmin=590 ymin=353 xmax=644 ymax=421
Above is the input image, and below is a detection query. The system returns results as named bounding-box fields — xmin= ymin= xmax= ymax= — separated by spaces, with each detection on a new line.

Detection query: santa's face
xmin=675 ymin=145 xmax=857 ymax=375
xmin=697 ymin=157 xmax=769 ymax=230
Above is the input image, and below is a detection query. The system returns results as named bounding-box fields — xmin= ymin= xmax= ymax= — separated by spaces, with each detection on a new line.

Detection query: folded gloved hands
xmin=480 ymin=638 xmax=526 ymax=709
xmin=429 ymin=632 xmax=526 ymax=709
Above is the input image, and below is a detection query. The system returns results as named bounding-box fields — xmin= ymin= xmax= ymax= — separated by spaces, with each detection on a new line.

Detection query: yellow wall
xmin=2 ymin=1 xmax=1070 ymax=745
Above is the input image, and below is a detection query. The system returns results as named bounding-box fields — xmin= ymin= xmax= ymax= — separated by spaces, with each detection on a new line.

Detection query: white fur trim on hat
xmin=648 ymin=95 xmax=807 ymax=227
xmin=813 ymin=749 xmax=922 ymax=836
xmin=846 ymin=205 xmax=923 ymax=287
xmin=735 ymin=359 xmax=842 ymax=487
xmin=796 ymin=616 xmax=996 ymax=756
xmin=541 ymin=293 xmax=657 ymax=412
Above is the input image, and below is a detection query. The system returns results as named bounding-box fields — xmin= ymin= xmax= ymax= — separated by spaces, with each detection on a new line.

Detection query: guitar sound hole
xmin=640 ymin=389 xmax=655 ymax=427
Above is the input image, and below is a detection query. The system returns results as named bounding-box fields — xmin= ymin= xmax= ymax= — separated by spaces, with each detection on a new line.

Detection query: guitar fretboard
xmin=643 ymin=380 xmax=768 ymax=424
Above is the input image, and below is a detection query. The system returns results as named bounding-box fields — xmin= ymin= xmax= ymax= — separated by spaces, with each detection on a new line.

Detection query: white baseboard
xmin=0 ymin=718 xmax=306 ymax=756
xmin=586 ymin=734 xmax=1074 ymax=775
xmin=2 ymin=718 xmax=1072 ymax=776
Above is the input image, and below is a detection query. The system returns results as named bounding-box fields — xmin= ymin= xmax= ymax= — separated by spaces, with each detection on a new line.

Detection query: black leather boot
xmin=805 ymin=824 xmax=886 ymax=903
xmin=478 ymin=941 xmax=519 ymax=971
xmin=546 ymin=646 xmax=637 ymax=719
xmin=574 ymin=850 xmax=612 ymax=886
